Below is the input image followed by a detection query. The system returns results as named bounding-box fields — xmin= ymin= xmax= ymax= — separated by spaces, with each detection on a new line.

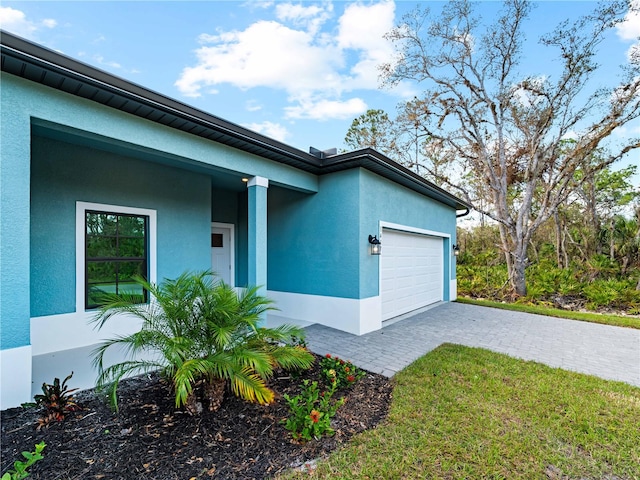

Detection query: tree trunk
xmin=506 ymin=227 xmax=528 ymax=297
xmin=185 ymin=391 xmax=203 ymax=416
xmin=621 ymin=256 xmax=629 ymax=276
xmin=554 ymin=210 xmax=563 ymax=268
xmin=511 ymin=256 xmax=527 ymax=297
xmin=204 ymin=377 xmax=226 ymax=412
xmin=609 ymin=218 xmax=616 ymax=261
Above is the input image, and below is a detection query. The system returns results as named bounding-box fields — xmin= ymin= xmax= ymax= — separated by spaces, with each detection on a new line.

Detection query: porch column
xmin=0 ymin=91 xmax=32 ymax=409
xmin=247 ymin=176 xmax=268 ymax=319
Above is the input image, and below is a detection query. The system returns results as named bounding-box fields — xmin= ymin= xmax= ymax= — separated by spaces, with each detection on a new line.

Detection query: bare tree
xmin=381 ymin=0 xmax=640 ymax=296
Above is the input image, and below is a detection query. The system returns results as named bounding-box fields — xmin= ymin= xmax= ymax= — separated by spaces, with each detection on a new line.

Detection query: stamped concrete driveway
xmin=304 ymin=302 xmax=640 ymax=387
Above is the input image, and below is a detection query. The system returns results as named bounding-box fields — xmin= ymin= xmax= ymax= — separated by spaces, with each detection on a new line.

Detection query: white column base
xmin=1 ymin=345 xmax=32 ymax=409
xmin=450 ymin=279 xmax=458 ymax=300
xmin=267 ymin=291 xmax=381 ymax=335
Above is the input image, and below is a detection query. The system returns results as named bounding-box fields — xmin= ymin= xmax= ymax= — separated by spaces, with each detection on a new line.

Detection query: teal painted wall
xmin=359 ymin=169 xmax=457 ymax=299
xmin=0 ymin=80 xmax=31 ymax=349
xmin=30 ymin=135 xmax=211 ymax=317
xmin=268 ymin=170 xmax=361 ymax=298
xmin=1 ymin=71 xmax=317 ymax=350
xmin=267 ymin=168 xmax=457 ymax=300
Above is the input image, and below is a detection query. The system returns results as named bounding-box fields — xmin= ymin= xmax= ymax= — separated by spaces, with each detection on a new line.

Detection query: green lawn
xmin=281 ymin=344 xmax=640 ymax=479
xmin=456 ymin=296 xmax=640 ymax=330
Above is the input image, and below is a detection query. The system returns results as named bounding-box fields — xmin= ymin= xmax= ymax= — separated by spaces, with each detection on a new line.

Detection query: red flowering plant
xmin=320 ymin=354 xmax=365 ymax=389
xmin=282 ymin=379 xmax=344 ymax=441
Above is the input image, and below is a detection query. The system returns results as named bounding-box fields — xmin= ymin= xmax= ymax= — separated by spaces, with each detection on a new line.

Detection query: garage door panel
xmin=381 ymin=229 xmax=443 ymax=320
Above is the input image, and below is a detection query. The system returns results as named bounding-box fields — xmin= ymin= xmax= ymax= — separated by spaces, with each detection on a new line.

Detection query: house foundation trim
xmin=267 ymin=290 xmax=381 ymax=335
xmin=0 ymin=345 xmax=32 ymax=409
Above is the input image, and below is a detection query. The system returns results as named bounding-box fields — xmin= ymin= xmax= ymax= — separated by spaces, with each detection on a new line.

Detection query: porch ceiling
xmin=32 ymin=120 xmax=249 ymax=193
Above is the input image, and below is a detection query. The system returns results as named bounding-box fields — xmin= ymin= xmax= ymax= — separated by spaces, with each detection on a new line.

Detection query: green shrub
xmin=583 ymin=278 xmax=631 ymax=309
xmin=319 ymin=354 xmax=365 ymax=389
xmin=1 ymin=441 xmax=46 ymax=480
xmin=282 ymin=379 xmax=344 ymax=441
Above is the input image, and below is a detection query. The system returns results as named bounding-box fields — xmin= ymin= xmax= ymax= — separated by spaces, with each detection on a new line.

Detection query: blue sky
xmin=1 ymin=1 xmax=638 ymax=183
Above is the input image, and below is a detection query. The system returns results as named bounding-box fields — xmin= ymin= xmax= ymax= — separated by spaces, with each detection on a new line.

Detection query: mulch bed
xmin=1 ymin=354 xmax=393 ymax=479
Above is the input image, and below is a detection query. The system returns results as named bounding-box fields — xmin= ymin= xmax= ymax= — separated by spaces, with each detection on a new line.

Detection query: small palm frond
xmin=267 ymin=345 xmax=314 ymax=371
xmin=229 ymin=367 xmax=275 ymax=405
xmin=204 ymin=351 xmax=239 ymax=382
xmin=95 ymin=359 xmax=165 ymax=411
xmin=230 ymin=347 xmax=275 ymax=380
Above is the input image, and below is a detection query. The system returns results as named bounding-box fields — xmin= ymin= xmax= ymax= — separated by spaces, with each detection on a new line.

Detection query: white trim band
xmin=247 ymin=176 xmax=269 ymax=188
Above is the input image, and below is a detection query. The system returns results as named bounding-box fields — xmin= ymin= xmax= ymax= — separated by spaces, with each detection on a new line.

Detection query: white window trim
xmin=211 ymin=222 xmax=235 ymax=287
xmin=76 ymin=201 xmax=157 ymax=313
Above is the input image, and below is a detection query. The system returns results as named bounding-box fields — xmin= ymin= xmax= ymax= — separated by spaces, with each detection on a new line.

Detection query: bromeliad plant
xmin=91 ymin=271 xmax=314 ymax=414
xmin=33 ymin=372 xmax=79 ymax=428
xmin=282 ymin=379 xmax=344 ymax=441
xmin=320 ymin=354 xmax=365 ymax=389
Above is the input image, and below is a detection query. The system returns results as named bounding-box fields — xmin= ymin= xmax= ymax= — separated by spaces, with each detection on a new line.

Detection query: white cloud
xmin=175 ymin=1 xmax=396 ymax=119
xmin=41 ymin=18 xmax=57 ymax=29
xmin=284 ymin=97 xmax=367 ymax=120
xmin=242 ymin=121 xmax=290 ymax=141
xmin=275 ymin=3 xmax=332 ymax=36
xmin=0 ymin=6 xmax=57 ymax=39
xmin=94 ymin=54 xmax=122 ymax=70
xmin=245 ymin=100 xmax=263 ymax=112
xmin=175 ymin=20 xmax=342 ymax=98
xmin=617 ymin=0 xmax=640 ymax=40
xmin=336 ymin=1 xmax=395 ymax=90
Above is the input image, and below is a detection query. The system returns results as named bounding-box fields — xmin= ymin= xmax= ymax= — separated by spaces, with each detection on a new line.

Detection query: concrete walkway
xmin=304 ymin=302 xmax=640 ymax=387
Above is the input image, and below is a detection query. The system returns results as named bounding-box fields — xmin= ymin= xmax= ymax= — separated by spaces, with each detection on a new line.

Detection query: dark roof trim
xmin=0 ymin=30 xmax=470 ymax=211
xmin=323 ymin=149 xmax=471 ymax=211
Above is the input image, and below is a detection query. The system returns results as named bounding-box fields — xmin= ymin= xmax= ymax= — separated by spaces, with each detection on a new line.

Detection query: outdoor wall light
xmin=368 ymin=235 xmax=382 ymax=255
xmin=452 ymin=244 xmax=460 ymax=256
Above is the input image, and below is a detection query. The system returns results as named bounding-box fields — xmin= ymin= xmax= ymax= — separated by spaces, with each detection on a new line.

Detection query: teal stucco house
xmin=0 ymin=32 xmax=470 ymax=409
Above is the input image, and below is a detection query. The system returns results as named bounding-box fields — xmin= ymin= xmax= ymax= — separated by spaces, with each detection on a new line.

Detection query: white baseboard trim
xmin=450 ymin=279 xmax=458 ymax=300
xmin=30 ymin=311 xmax=144 ymax=356
xmin=267 ymin=291 xmax=382 ymax=335
xmin=1 ymin=346 xmax=32 ymax=409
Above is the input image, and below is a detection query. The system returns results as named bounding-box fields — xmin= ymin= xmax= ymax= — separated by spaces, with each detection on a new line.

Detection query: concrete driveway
xmin=304 ymin=302 xmax=640 ymax=387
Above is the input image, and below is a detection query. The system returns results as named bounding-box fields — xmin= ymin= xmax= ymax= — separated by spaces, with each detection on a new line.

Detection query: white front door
xmin=211 ymin=225 xmax=233 ymax=285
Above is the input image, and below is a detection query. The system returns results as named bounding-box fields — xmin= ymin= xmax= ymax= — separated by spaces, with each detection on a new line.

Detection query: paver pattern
xmin=305 ymin=302 xmax=640 ymax=387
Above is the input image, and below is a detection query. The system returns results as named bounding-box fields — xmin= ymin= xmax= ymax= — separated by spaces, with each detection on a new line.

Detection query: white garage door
xmin=381 ymin=229 xmax=443 ymax=320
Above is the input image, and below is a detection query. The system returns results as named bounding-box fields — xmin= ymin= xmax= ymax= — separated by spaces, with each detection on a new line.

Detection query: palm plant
xmin=91 ymin=271 xmax=314 ymax=413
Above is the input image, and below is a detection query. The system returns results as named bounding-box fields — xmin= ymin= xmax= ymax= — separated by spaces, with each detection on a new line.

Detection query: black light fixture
xmin=368 ymin=235 xmax=382 ymax=255
xmin=452 ymin=244 xmax=460 ymax=256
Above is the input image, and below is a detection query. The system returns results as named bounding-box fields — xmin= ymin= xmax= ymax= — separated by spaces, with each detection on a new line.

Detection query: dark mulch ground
xmin=1 ymin=355 xmax=393 ymax=479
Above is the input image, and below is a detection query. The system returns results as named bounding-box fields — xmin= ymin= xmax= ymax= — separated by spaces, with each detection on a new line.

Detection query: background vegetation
xmin=456 ymin=164 xmax=640 ymax=314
